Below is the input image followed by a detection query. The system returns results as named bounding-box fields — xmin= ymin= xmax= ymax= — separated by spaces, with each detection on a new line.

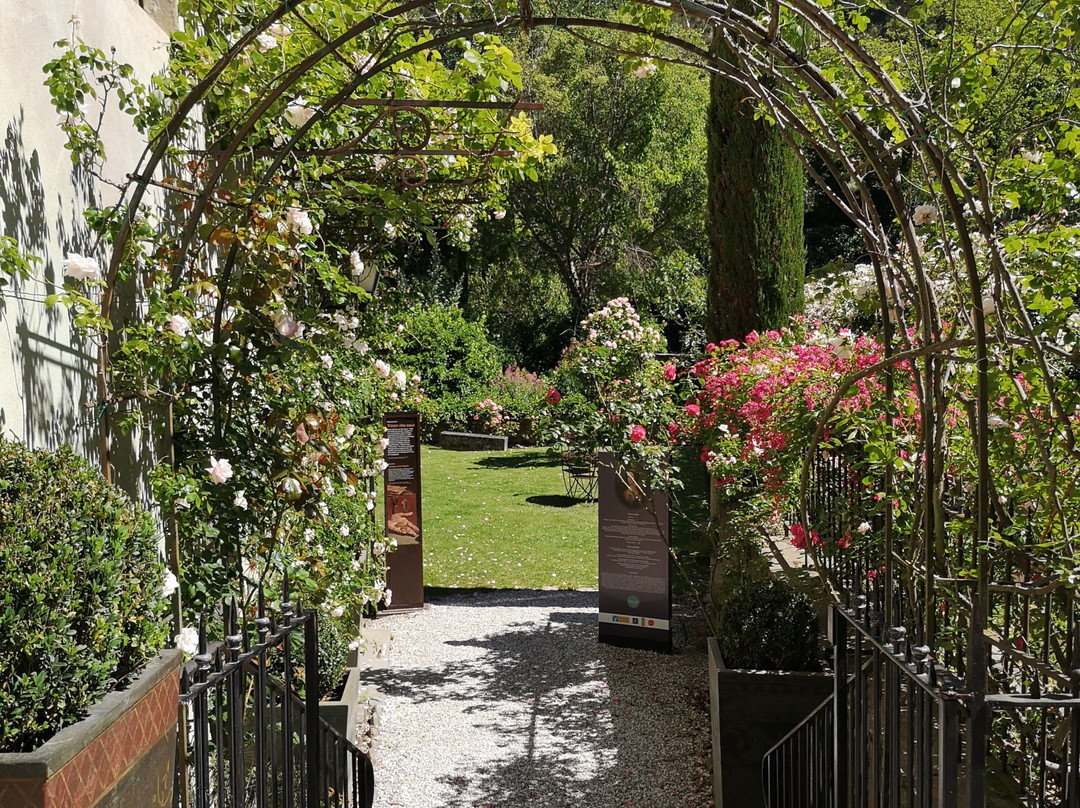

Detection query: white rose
xmin=162 ymin=570 xmax=180 ymax=598
xmin=175 ymin=626 xmax=199 ymax=655
xmin=233 ymin=489 xmax=249 ymax=510
xmin=168 ymin=314 xmax=192 ymax=336
xmin=284 ymin=101 xmax=316 ymax=127
xmin=913 ymin=204 xmax=937 ymax=226
xmin=634 ymin=60 xmax=657 ymax=78
xmin=273 ymin=311 xmax=302 ymax=338
xmin=357 ymin=341 xmax=370 ymax=356
xmin=857 ymin=521 xmax=872 ymax=535
xmin=981 ymin=296 xmax=996 ymax=316
xmin=373 ymin=542 xmax=386 ymax=556
xmin=392 ymin=370 xmax=408 ymax=390
xmin=63 ymin=253 xmax=101 ymax=281
xmin=340 ymin=524 xmax=350 ymax=537
xmin=280 ymin=476 xmax=302 ymax=500
xmin=331 ymin=605 xmax=345 ymax=618
xmin=374 ymin=359 xmax=391 ymax=378
xmin=285 ymin=206 xmax=314 ymax=235
xmin=207 ymin=456 xmax=233 ymax=484
xmin=255 ymin=32 xmax=276 ymax=52
xmin=321 ymin=354 xmax=333 ymax=370
xmin=493 ymin=209 xmax=506 ymax=220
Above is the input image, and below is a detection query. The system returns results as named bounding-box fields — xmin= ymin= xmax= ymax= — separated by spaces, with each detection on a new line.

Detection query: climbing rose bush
xmin=546 ymin=298 xmax=680 ymax=486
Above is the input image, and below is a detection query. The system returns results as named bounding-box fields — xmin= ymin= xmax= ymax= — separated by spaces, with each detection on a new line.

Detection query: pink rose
xmin=629 ymin=425 xmax=646 ymax=443
xmin=685 ymin=404 xmax=701 ymax=416
xmin=207 ymin=456 xmax=233 ymax=484
xmin=663 ymin=364 xmax=677 ymax=381
xmin=546 ymin=389 xmax=561 ymax=405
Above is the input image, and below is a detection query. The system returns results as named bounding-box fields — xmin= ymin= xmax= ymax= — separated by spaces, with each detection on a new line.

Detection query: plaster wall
xmin=0 ymin=0 xmax=174 ymax=498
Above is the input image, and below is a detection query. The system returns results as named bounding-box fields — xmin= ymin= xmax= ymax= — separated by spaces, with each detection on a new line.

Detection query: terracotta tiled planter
xmin=0 ymin=649 xmax=183 ymax=808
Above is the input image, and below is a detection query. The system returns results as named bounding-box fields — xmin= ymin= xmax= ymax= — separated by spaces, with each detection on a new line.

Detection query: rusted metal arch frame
xmin=95 ymin=0 xmax=1059 ymax=797
xmin=104 ymin=2 xmax=995 ymax=555
xmin=104 ymin=0 xmax=990 ymax=598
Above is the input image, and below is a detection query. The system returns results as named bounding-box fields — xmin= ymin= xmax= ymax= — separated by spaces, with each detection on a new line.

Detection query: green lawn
xmin=417 ymin=447 xmax=599 ymax=589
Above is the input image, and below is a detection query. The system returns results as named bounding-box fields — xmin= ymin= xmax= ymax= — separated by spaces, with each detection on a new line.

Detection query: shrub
xmin=0 ymin=439 xmax=170 ymax=752
xmin=396 ymin=304 xmax=504 ymax=433
xmin=714 ymin=577 xmax=821 ymax=671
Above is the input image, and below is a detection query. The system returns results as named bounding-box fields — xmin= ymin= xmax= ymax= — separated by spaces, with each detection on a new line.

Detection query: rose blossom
xmin=546 ymin=389 xmax=561 ymax=405
xmin=175 ymin=626 xmax=199 ymax=654
xmin=629 ymin=425 xmax=646 ymax=443
xmin=392 ymin=370 xmax=408 ymax=390
xmin=913 ymin=204 xmax=936 ymax=226
xmin=663 ymin=364 xmax=677 ymax=381
xmin=63 ymin=253 xmax=101 ymax=281
xmin=285 ymin=206 xmax=314 ymax=235
xmin=284 ymin=101 xmax=316 ymax=127
xmin=685 ymin=403 xmax=701 ymax=416
xmin=162 ymin=570 xmax=180 ymax=598
xmin=374 ymin=359 xmax=391 ymax=378
xmin=207 ymin=456 xmax=233 ymax=484
xmin=168 ymin=314 xmax=192 ymax=336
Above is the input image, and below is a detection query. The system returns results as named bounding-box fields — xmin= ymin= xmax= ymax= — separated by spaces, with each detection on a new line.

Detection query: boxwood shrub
xmin=0 ymin=439 xmax=170 ymax=752
xmin=714 ymin=577 xmax=822 ymax=671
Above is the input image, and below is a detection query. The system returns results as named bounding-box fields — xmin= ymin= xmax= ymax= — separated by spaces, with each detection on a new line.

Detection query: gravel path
xmin=367 ymin=589 xmax=712 ymax=808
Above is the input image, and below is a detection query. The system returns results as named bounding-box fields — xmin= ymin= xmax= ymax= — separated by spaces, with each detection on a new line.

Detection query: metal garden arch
xmin=87 ymin=0 xmax=1080 ymax=803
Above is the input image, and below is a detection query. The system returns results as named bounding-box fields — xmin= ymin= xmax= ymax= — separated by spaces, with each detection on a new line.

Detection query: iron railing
xmin=763 ymin=693 xmax=834 ymax=808
xmin=175 ymin=586 xmax=374 ymax=808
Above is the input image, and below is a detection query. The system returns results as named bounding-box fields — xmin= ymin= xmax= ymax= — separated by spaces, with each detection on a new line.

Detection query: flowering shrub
xmin=681 ymin=323 xmax=886 ymax=509
xmin=546 ymin=298 xmax=680 ymax=485
xmin=472 ymin=397 xmax=508 ymax=432
xmin=468 ymin=364 xmax=549 ymax=440
xmin=0 ymin=438 xmax=170 ymax=752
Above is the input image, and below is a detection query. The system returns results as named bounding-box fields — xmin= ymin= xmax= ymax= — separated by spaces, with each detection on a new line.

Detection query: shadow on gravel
xmin=372 ymin=589 xmax=712 ymax=808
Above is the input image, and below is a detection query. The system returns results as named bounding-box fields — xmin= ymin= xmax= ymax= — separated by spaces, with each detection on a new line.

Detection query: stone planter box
xmin=438 ymin=431 xmax=508 ymax=451
xmin=320 ymin=666 xmax=364 ymax=745
xmin=0 ymin=648 xmax=183 ymax=808
xmin=708 ymin=638 xmax=832 ymax=808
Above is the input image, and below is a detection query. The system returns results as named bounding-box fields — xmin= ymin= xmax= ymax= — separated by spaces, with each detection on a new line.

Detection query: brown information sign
xmin=383 ymin=412 xmax=423 ymax=610
xmin=597 ymin=452 xmax=671 ymax=652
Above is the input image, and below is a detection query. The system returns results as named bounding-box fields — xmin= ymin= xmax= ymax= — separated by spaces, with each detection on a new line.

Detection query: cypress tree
xmin=705 ymin=39 xmax=805 ymax=342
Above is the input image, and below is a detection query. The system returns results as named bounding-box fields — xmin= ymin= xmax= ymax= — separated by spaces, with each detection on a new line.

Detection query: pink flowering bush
xmin=546 ymin=298 xmax=681 ymax=486
xmin=682 ymin=323 xmax=885 ymax=502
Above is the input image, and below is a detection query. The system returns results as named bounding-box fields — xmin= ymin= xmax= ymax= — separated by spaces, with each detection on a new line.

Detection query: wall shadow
xmin=0 ymin=108 xmax=159 ymax=501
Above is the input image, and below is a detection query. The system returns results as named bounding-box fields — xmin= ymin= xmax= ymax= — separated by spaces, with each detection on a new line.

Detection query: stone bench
xmin=438 ymin=431 xmax=508 ymax=451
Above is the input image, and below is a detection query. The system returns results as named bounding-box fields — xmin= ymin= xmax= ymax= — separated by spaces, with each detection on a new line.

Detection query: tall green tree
xmin=706 ymin=40 xmax=805 ymax=342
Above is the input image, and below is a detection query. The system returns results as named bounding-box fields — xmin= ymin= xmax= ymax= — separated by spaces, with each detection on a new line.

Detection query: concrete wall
xmin=0 ymin=0 xmax=175 ymax=496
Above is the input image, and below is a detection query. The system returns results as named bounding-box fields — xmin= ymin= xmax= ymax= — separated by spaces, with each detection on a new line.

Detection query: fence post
xmin=833 ymin=605 xmax=848 ymax=808
xmin=938 ymin=698 xmax=959 ymax=808
xmin=306 ymin=610 xmax=321 ymax=808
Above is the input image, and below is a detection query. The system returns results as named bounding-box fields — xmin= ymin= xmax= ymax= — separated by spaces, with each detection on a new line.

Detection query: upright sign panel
xmin=597 ymin=452 xmax=671 ymax=652
xmin=382 ymin=412 xmax=423 ymax=610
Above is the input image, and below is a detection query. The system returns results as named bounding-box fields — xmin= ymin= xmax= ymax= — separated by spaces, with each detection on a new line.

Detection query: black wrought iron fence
xmin=175 ymin=585 xmax=374 ymax=808
xmin=762 ymin=692 xmax=834 ymax=808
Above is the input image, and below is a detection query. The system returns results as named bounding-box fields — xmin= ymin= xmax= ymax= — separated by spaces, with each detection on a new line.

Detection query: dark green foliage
xmin=714 ymin=578 xmax=821 ymax=671
xmin=397 ymin=303 xmax=505 ymax=434
xmin=0 ymin=439 xmax=170 ymax=752
xmin=706 ymin=41 xmax=805 ymax=342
